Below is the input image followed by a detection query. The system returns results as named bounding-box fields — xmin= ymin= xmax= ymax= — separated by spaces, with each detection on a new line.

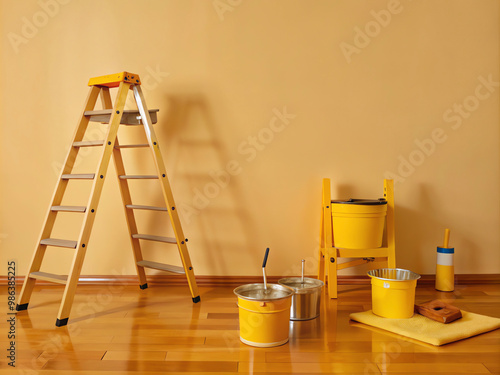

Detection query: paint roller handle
xmin=443 ymin=228 xmax=451 ymax=248
xmin=262 ymin=248 xmax=270 ymax=268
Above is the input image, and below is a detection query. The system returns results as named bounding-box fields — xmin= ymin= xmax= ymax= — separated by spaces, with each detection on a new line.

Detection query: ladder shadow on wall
xmin=142 ymin=93 xmax=257 ymax=276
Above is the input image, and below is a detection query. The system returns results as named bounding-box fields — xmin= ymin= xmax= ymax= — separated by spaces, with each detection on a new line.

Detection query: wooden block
xmin=415 ymin=300 xmax=462 ymax=323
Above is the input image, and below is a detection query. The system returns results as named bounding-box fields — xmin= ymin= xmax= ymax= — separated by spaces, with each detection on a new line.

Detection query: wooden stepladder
xmin=318 ymin=179 xmax=396 ymax=298
xmin=16 ymin=72 xmax=200 ymax=326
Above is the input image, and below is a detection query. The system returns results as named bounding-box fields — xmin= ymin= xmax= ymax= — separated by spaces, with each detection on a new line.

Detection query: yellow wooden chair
xmin=318 ymin=178 xmax=396 ymax=298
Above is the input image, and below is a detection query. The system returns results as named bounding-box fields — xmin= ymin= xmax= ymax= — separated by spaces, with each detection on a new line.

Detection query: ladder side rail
xmin=101 ymin=87 xmax=149 ymax=288
xmin=17 ymin=86 xmax=101 ymax=310
xmin=56 ymin=83 xmax=130 ymax=325
xmin=100 ymin=86 xmax=113 ymax=109
xmin=132 ymin=85 xmax=200 ymax=301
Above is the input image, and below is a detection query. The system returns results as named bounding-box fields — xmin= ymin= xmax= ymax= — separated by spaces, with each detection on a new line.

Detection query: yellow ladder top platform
xmin=88 ymin=71 xmax=141 ymax=87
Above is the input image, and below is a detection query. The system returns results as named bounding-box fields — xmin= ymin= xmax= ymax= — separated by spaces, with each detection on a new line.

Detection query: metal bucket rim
xmin=234 ymin=283 xmax=294 ymax=301
xmin=367 ymin=268 xmax=421 ymax=281
xmin=278 ymin=277 xmax=324 ymax=293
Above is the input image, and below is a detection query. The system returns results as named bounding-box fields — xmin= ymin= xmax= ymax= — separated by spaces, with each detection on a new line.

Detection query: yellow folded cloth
xmin=349 ymin=310 xmax=500 ymax=346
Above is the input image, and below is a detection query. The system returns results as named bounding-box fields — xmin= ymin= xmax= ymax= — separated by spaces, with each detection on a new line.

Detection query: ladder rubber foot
xmin=16 ymin=303 xmax=29 ymax=311
xmin=55 ymin=318 xmax=69 ymax=327
xmin=140 ymin=283 xmax=148 ymax=290
xmin=192 ymin=296 xmax=201 ymax=303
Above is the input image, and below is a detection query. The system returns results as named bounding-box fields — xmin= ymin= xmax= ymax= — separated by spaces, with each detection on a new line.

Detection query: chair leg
xmin=318 ymin=248 xmax=326 ymax=284
xmin=327 ymin=248 xmax=338 ymax=298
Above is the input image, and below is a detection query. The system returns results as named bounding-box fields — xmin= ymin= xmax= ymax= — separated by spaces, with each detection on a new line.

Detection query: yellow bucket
xmin=234 ymin=284 xmax=293 ymax=347
xmin=368 ymin=268 xmax=421 ymax=319
xmin=332 ymin=199 xmax=387 ymax=249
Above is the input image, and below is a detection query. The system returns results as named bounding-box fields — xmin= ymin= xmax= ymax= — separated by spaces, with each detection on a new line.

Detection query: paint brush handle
xmin=262 ymin=248 xmax=269 ymax=292
xmin=262 ymin=248 xmax=270 ymax=268
xmin=443 ymin=228 xmax=450 ymax=248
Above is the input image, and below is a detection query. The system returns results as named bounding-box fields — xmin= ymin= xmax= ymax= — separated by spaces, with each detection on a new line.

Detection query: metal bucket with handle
xmin=279 ymin=259 xmax=324 ymax=321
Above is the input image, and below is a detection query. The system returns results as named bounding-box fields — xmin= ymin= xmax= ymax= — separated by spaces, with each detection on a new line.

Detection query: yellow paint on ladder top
xmin=88 ymin=71 xmax=141 ymax=88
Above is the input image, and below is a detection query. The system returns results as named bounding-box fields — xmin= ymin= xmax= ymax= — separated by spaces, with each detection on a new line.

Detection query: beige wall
xmin=1 ymin=0 xmax=499 ymax=278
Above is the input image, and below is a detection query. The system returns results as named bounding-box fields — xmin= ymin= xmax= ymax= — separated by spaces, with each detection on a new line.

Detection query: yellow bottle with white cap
xmin=435 ymin=228 xmax=454 ymax=292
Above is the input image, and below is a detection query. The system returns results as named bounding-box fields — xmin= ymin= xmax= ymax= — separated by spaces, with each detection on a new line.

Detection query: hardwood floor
xmin=1 ymin=282 xmax=499 ymax=374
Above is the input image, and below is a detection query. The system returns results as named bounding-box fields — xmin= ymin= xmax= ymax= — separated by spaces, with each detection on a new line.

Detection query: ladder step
xmin=62 ymin=174 xmax=95 ymax=180
xmin=132 ymin=234 xmax=177 ymax=244
xmin=73 ymin=140 xmax=105 ymax=147
xmin=119 ymin=175 xmax=158 ymax=179
xmin=40 ymin=238 xmax=78 ymax=248
xmin=51 ymin=206 xmax=86 ymax=213
xmin=115 ymin=144 xmax=149 ymax=149
xmin=137 ymin=260 xmax=185 ymax=274
xmin=126 ymin=205 xmax=168 ymax=212
xmin=84 ymin=109 xmax=159 ymax=125
xmin=30 ymin=271 xmax=68 ymax=284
